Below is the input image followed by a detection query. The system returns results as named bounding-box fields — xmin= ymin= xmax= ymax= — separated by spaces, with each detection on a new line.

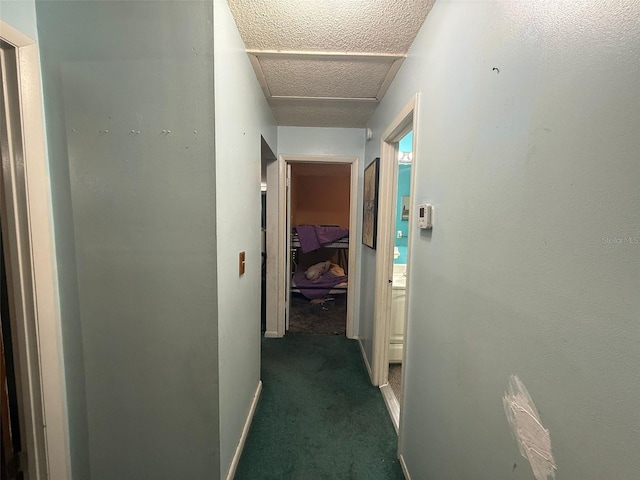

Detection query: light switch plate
xmin=239 ymin=251 xmax=245 ymax=275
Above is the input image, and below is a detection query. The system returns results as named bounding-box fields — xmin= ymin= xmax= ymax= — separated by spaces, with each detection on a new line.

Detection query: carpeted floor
xmin=235 ymin=335 xmax=404 ymax=480
xmin=388 ymin=364 xmax=403 ymax=404
xmin=288 ymin=293 xmax=346 ymax=335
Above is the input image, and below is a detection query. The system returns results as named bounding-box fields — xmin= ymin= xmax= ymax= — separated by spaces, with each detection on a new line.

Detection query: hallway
xmin=235 ymin=335 xmax=403 ymax=479
xmin=1 ymin=0 xmax=638 ymax=478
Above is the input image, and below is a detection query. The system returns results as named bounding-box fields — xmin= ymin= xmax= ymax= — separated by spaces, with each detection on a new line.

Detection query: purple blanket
xmin=293 ymin=269 xmax=348 ymax=300
xmin=295 ymin=225 xmax=349 ymax=253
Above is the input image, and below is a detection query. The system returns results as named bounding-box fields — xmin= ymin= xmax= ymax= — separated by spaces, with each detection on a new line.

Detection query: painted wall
xmin=278 ymin=126 xmax=365 ymax=336
xmin=1 ymin=0 xmax=38 ymax=39
xmin=36 ymin=2 xmax=219 ymax=478
xmin=278 ymin=126 xmax=365 ymax=159
xmin=291 ymin=163 xmax=351 ymax=228
xmin=213 ymin=0 xmax=277 ymax=477
xmin=365 ymin=1 xmax=640 ymax=479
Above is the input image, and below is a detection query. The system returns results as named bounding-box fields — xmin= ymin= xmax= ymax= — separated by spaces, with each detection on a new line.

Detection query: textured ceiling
xmin=259 ymin=56 xmax=394 ymax=98
xmin=228 ymin=0 xmax=435 ymax=53
xmin=227 ymin=0 xmax=436 ymax=127
xmin=269 ymin=97 xmax=379 ymax=128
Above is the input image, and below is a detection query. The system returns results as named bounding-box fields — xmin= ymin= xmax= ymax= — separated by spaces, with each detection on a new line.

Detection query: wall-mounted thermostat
xmin=417 ymin=204 xmax=434 ymax=229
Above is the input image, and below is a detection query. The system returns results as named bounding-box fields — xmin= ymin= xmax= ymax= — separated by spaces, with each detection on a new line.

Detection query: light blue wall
xmin=36 ymin=2 xmax=219 ymax=478
xmin=278 ymin=126 xmax=365 ymax=336
xmin=365 ymin=1 xmax=640 ymax=479
xmin=1 ymin=0 xmax=38 ymax=39
xmin=213 ymin=0 xmax=277 ymax=477
xmin=278 ymin=126 xmax=365 ymax=158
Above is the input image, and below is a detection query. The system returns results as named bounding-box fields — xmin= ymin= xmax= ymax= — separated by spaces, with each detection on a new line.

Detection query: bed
xmin=291 ymin=231 xmax=349 ymax=250
xmin=291 ymin=262 xmax=348 ymax=300
xmin=290 ymin=225 xmax=349 ymax=300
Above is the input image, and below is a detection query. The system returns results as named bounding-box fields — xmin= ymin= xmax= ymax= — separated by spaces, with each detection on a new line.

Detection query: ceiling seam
xmin=376 ymin=58 xmax=406 ymax=101
xmin=269 ymin=96 xmax=379 ymax=103
xmin=247 ymin=49 xmax=406 ymax=61
xmin=247 ymin=53 xmax=272 ymax=97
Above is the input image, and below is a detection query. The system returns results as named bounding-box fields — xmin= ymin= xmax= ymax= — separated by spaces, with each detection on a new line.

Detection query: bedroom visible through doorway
xmin=287 ymin=163 xmax=350 ymax=335
xmin=266 ymin=154 xmax=358 ymax=339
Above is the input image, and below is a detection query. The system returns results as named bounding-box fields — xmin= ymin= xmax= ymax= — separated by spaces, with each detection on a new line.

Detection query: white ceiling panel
xmin=228 ymin=0 xmax=435 ymax=54
xmin=269 ymin=98 xmax=378 ymax=128
xmin=258 ymin=56 xmax=394 ymax=98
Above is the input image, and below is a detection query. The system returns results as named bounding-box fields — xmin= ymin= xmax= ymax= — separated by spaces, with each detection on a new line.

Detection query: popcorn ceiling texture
xmin=228 ymin=0 xmax=435 ymax=53
xmin=260 ymin=57 xmax=392 ymax=98
xmin=269 ymin=98 xmax=378 ymax=127
xmin=227 ymin=0 xmax=435 ymax=126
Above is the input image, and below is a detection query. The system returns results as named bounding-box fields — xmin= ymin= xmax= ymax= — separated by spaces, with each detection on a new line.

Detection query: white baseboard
xmin=380 ymin=384 xmax=400 ymax=433
xmin=399 ymin=453 xmax=411 ymax=480
xmin=357 ymin=338 xmax=373 ymax=382
xmin=263 ymin=330 xmax=280 ymax=338
xmin=225 ymin=381 xmax=262 ymax=480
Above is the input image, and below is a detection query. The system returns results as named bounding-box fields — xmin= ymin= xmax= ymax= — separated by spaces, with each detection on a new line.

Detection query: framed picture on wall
xmin=362 ymin=157 xmax=380 ymax=249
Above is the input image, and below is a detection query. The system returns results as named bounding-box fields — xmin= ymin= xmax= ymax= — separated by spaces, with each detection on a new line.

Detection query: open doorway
xmin=260 ymin=137 xmax=276 ymax=333
xmin=265 ymin=155 xmax=359 ymax=339
xmin=1 ymin=225 xmax=26 ymax=480
xmin=0 ymin=21 xmax=69 ymax=478
xmin=371 ymin=95 xmax=418 ymax=432
xmin=387 ymin=130 xmax=413 ymax=410
xmin=287 ymin=163 xmax=351 ymax=335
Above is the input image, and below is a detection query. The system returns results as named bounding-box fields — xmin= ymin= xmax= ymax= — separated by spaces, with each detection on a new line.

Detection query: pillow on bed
xmin=305 ymin=261 xmax=332 ymax=281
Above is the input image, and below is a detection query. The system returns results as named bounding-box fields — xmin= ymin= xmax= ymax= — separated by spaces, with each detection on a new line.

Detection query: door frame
xmin=0 ymin=20 xmax=70 ymax=479
xmin=371 ymin=95 xmax=418 ymax=387
xmin=265 ymin=154 xmax=359 ymax=339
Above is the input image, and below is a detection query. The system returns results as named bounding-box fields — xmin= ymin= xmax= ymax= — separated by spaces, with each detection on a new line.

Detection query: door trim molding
xmin=268 ymin=154 xmax=359 ymax=338
xmin=371 ymin=95 xmax=418 ymax=387
xmin=0 ymin=20 xmax=70 ymax=479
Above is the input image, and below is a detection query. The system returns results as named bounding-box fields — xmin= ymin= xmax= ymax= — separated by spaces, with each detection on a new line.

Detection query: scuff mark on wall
xmin=503 ymin=375 xmax=556 ymax=480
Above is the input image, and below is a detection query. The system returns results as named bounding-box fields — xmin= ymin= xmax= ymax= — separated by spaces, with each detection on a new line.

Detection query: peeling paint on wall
xmin=503 ymin=375 xmax=556 ymax=480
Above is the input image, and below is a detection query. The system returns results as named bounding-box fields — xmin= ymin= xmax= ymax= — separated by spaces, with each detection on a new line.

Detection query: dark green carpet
xmin=235 ymin=335 xmax=404 ymax=480
xmin=289 ymin=294 xmax=346 ymax=335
